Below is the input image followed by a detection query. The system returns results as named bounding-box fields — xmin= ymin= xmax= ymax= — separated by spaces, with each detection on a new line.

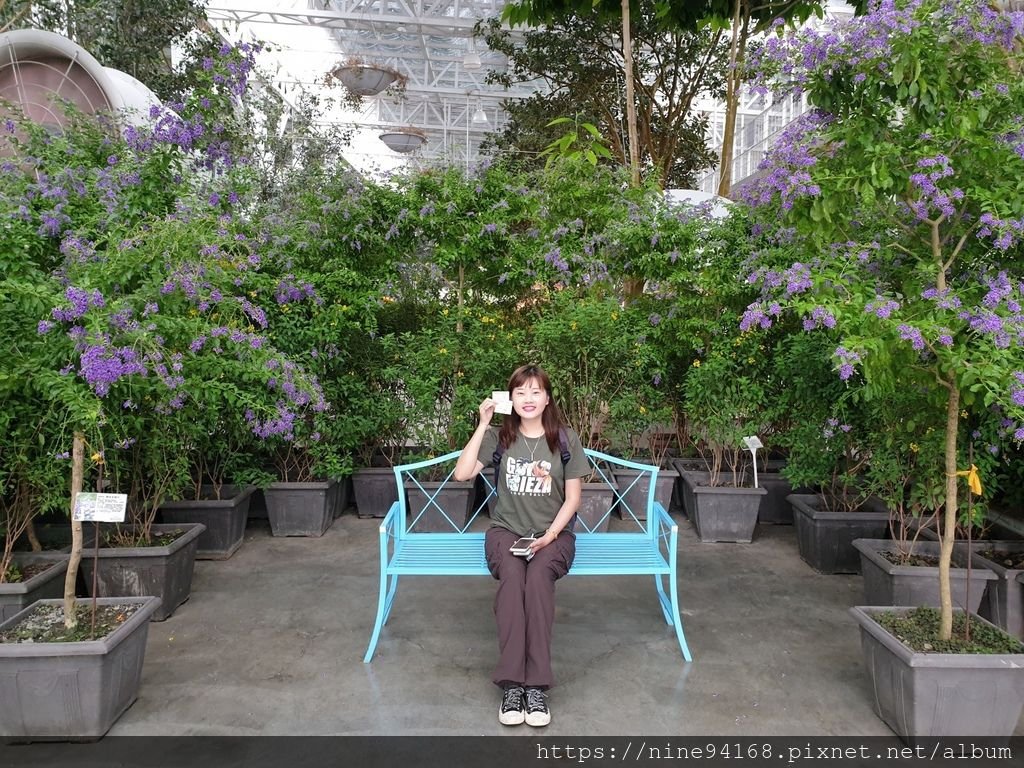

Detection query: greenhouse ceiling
xmin=204 ymin=0 xmax=539 ymax=172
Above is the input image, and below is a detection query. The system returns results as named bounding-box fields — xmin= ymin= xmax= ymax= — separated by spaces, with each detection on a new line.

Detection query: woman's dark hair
xmin=498 ymin=364 xmax=566 ymax=453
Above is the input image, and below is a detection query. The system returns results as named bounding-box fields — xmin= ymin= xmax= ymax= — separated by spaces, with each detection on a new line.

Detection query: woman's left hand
xmin=529 ymin=531 xmax=556 ymax=554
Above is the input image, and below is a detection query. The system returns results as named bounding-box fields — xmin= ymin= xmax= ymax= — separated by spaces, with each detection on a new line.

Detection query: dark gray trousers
xmin=484 ymin=526 xmax=575 ymax=689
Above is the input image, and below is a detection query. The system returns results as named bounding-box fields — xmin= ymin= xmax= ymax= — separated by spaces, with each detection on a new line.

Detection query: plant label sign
xmin=742 ymin=436 xmax=763 ymax=452
xmin=73 ymin=492 xmax=128 ymax=523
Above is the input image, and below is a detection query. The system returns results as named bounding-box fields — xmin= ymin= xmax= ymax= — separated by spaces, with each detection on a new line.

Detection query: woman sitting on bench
xmin=453 ymin=364 xmax=589 ymax=728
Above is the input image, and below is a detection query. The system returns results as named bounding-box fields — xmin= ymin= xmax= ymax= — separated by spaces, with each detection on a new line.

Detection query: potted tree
xmin=156 ymin=414 xmax=257 ymax=560
xmin=532 ymin=293 xmax=639 ymax=533
xmin=781 ymin=341 xmax=890 ymax=574
xmin=0 ymin=419 xmax=72 ymax=622
xmin=745 ymin=0 xmax=1024 ymax=739
xmin=0 ymin=433 xmax=162 ymax=740
xmin=678 ymin=334 xmax=770 ymax=543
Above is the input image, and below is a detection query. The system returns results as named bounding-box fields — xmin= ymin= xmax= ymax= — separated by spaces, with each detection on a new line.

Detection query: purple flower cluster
xmin=1012 ymin=371 xmax=1024 ymax=407
xmin=897 ymin=323 xmax=926 ymax=351
xmin=977 ymin=212 xmax=1024 ymax=251
xmin=78 ymin=344 xmax=146 ymax=396
xmin=274 ymin=276 xmax=317 ymax=305
xmin=52 ymin=286 xmax=104 ymax=321
xmin=822 ymin=417 xmax=852 ymax=440
xmin=803 ymin=306 xmax=836 ymax=331
xmin=865 ymin=297 xmax=901 ymax=319
xmin=543 ymin=247 xmax=569 ymax=273
xmin=739 ymin=112 xmax=830 ymax=210
xmin=834 ymin=347 xmax=861 ymax=381
xmin=907 ymin=155 xmax=962 ymax=222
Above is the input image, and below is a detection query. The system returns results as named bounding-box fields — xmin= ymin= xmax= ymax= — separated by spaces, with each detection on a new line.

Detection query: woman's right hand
xmin=478 ymin=398 xmax=496 ymax=425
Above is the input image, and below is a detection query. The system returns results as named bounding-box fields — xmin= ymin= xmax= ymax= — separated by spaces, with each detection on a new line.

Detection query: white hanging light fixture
xmin=330 ymin=61 xmax=399 ymax=96
xmin=471 ymin=104 xmax=488 ymax=125
xmin=379 ymin=127 xmax=426 ymax=153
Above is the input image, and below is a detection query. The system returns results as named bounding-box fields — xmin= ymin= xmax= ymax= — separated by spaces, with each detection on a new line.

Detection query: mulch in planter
xmin=0 ymin=602 xmax=142 ymax=643
xmin=98 ymin=527 xmax=188 ymax=548
xmin=878 ymin=549 xmax=972 ymax=568
xmin=1 ymin=562 xmax=54 ymax=583
xmin=873 ymin=606 xmax=1024 ymax=654
xmin=978 ymin=550 xmax=1024 ymax=569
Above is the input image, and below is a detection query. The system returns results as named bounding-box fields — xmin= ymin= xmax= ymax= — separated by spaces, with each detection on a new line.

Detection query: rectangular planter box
xmin=0 ymin=553 xmax=69 ymax=623
xmin=79 ymin=523 xmax=204 ymax=621
xmin=756 ymin=471 xmax=799 ymax=525
xmin=334 ymin=476 xmax=353 ymax=519
xmin=158 ymin=485 xmax=255 ymax=560
xmin=789 ymin=493 xmax=890 ymax=574
xmin=970 ymin=542 xmax=1024 ymax=639
xmin=576 ymin=482 xmax=616 ymax=533
xmin=352 ymin=467 xmax=400 ymax=519
xmin=850 ymin=606 xmax=1024 ymax=741
xmin=853 ymin=538 xmax=996 ymax=614
xmin=0 ymin=596 xmax=161 ymax=741
xmin=264 ymin=480 xmax=337 ymax=537
xmin=681 ymin=470 xmax=764 ymax=543
xmin=612 ymin=468 xmax=677 ymax=522
xmin=403 ymin=480 xmax=475 ymax=533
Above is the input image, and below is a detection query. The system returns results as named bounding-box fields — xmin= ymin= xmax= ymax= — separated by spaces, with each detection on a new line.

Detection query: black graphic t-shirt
xmin=477 ymin=426 xmax=589 ymax=536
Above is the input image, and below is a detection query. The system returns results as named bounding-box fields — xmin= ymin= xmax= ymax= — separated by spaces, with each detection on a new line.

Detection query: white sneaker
xmin=498 ymin=685 xmax=525 ymax=726
xmin=524 ymin=687 xmax=550 ymax=727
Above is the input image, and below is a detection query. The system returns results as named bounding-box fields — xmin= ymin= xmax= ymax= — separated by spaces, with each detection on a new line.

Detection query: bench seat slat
xmin=388 ymin=536 xmax=672 ymax=575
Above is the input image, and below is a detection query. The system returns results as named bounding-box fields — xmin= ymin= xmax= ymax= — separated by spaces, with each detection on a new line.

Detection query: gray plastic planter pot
xmin=849 ymin=605 xmax=1024 ymax=741
xmin=853 ymin=538 xmax=996 ymax=613
xmin=969 ymin=542 xmax=1024 ymax=639
xmin=263 ymin=480 xmax=337 ymax=537
xmin=159 ymin=485 xmax=255 ymax=560
xmin=789 ymin=494 xmax=890 ymax=574
xmin=0 ymin=595 xmax=161 ymax=741
xmin=756 ymin=472 xmax=800 ymax=525
xmin=611 ymin=468 xmax=678 ymax=522
xmin=680 ymin=470 xmax=765 ymax=543
xmin=577 ymin=482 xmax=616 ymax=533
xmin=0 ymin=553 xmax=69 ymax=623
xmin=79 ymin=523 xmax=204 ymax=621
xmin=352 ymin=467 xmax=400 ymax=519
xmin=334 ymin=476 xmax=352 ymax=519
xmin=404 ymin=480 xmax=475 ymax=532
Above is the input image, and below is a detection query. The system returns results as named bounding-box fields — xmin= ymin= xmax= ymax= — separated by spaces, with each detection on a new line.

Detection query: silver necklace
xmin=522 ymin=434 xmax=544 ymax=462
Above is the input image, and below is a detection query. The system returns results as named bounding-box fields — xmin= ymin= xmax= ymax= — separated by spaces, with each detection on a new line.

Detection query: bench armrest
xmin=379 ymin=501 xmax=400 ymax=538
xmin=650 ymin=501 xmax=676 ymax=532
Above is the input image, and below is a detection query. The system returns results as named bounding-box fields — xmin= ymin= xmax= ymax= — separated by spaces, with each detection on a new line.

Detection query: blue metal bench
xmin=363 ymin=448 xmax=692 ymax=664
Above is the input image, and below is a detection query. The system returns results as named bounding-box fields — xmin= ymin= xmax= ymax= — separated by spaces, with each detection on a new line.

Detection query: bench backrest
xmin=392 ymin=448 xmax=660 ymax=538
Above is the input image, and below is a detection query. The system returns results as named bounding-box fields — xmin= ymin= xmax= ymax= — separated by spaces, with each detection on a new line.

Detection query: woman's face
xmin=511 ymin=377 xmax=548 ymax=420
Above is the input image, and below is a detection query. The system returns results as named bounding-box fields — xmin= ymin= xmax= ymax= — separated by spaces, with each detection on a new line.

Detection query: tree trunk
xmin=620 ymin=0 xmax=640 ymax=187
xmin=717 ymin=0 xmax=745 ymax=197
xmin=64 ymin=431 xmax=85 ymax=629
xmin=939 ymin=386 xmax=959 ymax=641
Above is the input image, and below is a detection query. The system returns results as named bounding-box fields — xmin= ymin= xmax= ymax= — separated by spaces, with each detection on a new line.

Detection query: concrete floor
xmin=100 ymin=510 xmax=1023 ymax=737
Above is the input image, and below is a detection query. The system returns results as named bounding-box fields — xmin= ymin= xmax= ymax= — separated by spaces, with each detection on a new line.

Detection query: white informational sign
xmin=73 ymin=492 xmax=128 ymax=523
xmin=491 ymin=390 xmax=513 ymax=415
xmin=742 ymin=436 xmax=763 ymax=489
xmin=742 ymin=436 xmax=763 ymax=451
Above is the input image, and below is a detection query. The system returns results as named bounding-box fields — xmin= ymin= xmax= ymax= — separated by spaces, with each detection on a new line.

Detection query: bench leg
xmin=364 ymin=572 xmax=400 ymax=663
xmin=656 ymin=572 xmax=693 ymax=662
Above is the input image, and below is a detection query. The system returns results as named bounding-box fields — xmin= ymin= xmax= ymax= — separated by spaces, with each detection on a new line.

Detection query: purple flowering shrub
xmin=241 ymin=171 xmax=405 ymax=481
xmin=741 ymin=0 xmax=1024 ymax=635
xmin=1 ymin=43 xmax=330 ymax=542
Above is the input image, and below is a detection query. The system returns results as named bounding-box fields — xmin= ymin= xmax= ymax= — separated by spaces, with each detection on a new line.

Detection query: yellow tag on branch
xmin=956 ymin=464 xmax=983 ymax=496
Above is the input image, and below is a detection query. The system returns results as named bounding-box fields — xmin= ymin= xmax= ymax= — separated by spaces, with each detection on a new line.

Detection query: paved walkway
xmin=99 ymin=510 xmax=1022 ymax=737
